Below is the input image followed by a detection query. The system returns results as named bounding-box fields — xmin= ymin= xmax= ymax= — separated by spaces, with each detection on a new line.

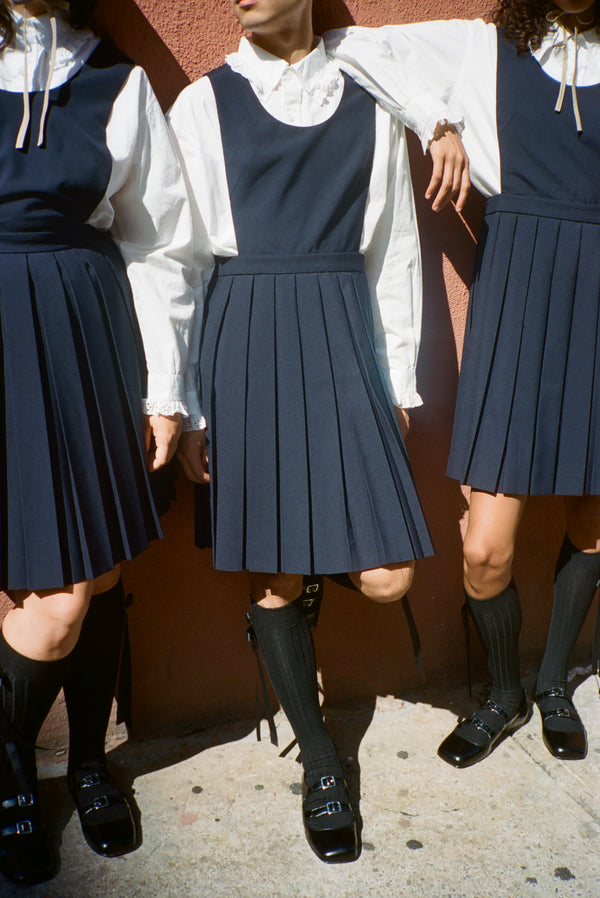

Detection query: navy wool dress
xmin=0 ymin=45 xmax=161 ymax=591
xmin=199 ymin=66 xmax=433 ymax=575
xmin=447 ymin=32 xmax=600 ymax=495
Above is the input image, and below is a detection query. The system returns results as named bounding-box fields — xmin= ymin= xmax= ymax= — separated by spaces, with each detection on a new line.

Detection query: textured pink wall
xmin=1 ymin=1 xmax=591 ymax=738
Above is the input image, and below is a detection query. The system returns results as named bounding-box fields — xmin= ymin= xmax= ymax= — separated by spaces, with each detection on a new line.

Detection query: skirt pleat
xmin=201 ymin=259 xmax=433 ymax=574
xmin=448 ymin=205 xmax=600 ymax=495
xmin=0 ymin=245 xmax=161 ymax=591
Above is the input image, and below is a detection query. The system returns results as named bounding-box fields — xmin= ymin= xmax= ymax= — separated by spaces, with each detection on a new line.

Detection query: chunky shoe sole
xmin=438 ymin=694 xmax=531 ymax=768
xmin=302 ymin=775 xmax=358 ymax=863
xmin=535 ymin=687 xmax=587 ymax=761
xmin=69 ymin=762 xmax=138 ymax=857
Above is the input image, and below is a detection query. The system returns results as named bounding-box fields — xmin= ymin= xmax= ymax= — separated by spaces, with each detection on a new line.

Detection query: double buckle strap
xmin=306 ymin=800 xmax=349 ymax=820
xmin=81 ymin=794 xmax=112 ymax=816
xmin=1 ymin=792 xmax=34 ymax=811
xmin=80 ymin=773 xmax=103 ymax=789
xmin=536 ymin=687 xmax=580 ymax=723
xmin=1 ymin=819 xmax=34 ymax=837
xmin=463 ymin=699 xmax=512 ymax=740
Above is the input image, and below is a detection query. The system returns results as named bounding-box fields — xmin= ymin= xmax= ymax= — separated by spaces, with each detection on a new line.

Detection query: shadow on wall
xmin=313 ymin=0 xmax=355 ymax=32
xmin=95 ymin=0 xmax=190 ymax=108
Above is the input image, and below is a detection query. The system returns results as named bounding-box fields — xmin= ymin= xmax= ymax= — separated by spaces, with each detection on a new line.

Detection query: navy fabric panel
xmin=448 ymin=31 xmax=600 ymax=495
xmin=208 ymin=66 xmax=375 ymax=255
xmin=200 ymin=67 xmax=433 ymax=572
xmin=0 ymin=43 xmax=161 ymax=590
xmin=496 ymin=33 xmax=600 ymax=206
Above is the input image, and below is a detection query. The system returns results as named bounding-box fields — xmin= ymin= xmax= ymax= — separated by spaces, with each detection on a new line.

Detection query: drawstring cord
xmin=15 ymin=0 xmax=63 ymax=149
xmin=546 ymin=8 xmax=595 ymax=134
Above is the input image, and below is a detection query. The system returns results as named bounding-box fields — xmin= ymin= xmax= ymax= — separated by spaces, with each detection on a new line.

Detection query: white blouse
xmin=0 ymin=9 xmax=205 ymax=417
xmin=325 ymin=20 xmax=600 ymax=198
xmin=168 ymin=37 xmax=455 ymax=410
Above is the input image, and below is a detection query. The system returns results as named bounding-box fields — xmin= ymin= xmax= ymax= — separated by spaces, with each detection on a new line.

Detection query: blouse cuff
xmin=389 ymin=367 xmax=423 ymax=410
xmin=182 ymin=415 xmax=206 ymax=432
xmin=142 ymin=399 xmax=188 ymax=417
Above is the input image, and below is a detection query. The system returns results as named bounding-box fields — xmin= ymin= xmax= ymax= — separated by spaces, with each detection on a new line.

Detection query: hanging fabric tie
xmin=14 ymin=0 xmax=63 ymax=149
xmin=545 ymin=7 xmax=595 ymax=134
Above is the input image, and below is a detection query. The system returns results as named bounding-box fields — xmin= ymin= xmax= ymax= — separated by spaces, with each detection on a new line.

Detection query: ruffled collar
xmin=0 ymin=6 xmax=97 ymax=93
xmin=532 ymin=21 xmax=600 ymax=87
xmin=226 ymin=37 xmax=341 ymax=107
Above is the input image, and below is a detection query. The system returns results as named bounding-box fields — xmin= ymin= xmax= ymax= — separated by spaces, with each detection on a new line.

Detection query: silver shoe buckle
xmin=16 ymin=820 xmax=33 ymax=835
xmin=81 ymin=773 xmax=102 ymax=788
xmin=17 ymin=793 xmax=34 ymax=808
xmin=319 ymin=775 xmax=336 ymax=790
xmin=91 ymin=795 xmax=110 ymax=811
xmin=325 ymin=801 xmax=343 ymax=815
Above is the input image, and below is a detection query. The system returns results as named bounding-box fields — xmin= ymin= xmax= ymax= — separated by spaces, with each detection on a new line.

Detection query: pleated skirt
xmin=0 ymin=237 xmax=161 ymax=591
xmin=199 ymin=252 xmax=433 ymax=575
xmin=447 ymin=195 xmax=600 ymax=495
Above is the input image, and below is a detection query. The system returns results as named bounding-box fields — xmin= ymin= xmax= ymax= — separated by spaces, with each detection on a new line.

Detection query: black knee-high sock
xmin=63 ymin=580 xmax=127 ymax=768
xmin=0 ymin=632 xmax=69 ymax=796
xmin=249 ymin=601 xmax=342 ymax=784
xmin=537 ymin=536 xmax=600 ymax=695
xmin=467 ymin=582 xmax=523 ymax=714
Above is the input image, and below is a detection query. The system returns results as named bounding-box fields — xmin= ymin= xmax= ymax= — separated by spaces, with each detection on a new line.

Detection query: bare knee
xmin=463 ymin=536 xmax=513 ymax=598
xmin=354 ymin=563 xmax=415 ymax=603
xmin=251 ymin=572 xmax=304 ymax=608
xmin=5 ymin=583 xmax=93 ymax=659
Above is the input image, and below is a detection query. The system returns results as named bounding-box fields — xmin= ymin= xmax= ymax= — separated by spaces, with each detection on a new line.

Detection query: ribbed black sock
xmin=457 ymin=583 xmax=523 ymax=747
xmin=535 ymin=537 xmax=600 ymax=732
xmin=249 ymin=601 xmax=343 ymax=785
xmin=0 ymin=631 xmax=69 ymax=796
xmin=63 ymin=580 xmax=127 ymax=768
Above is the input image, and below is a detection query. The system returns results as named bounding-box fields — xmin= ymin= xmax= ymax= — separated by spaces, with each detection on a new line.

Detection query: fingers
xmin=455 ymin=158 xmax=471 ymax=214
xmin=177 ymin=431 xmax=210 ymax=484
xmin=145 ymin=414 xmax=182 ymax=472
xmin=426 ymin=130 xmax=471 ymax=213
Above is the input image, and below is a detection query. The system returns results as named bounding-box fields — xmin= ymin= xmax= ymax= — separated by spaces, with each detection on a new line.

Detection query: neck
xmin=249 ymin=8 xmax=315 ymax=64
xmin=550 ymin=6 xmax=598 ymax=33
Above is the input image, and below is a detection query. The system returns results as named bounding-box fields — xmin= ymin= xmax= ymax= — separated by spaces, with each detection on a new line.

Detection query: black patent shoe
xmin=302 ymin=775 xmax=358 ymax=863
xmin=535 ymin=687 xmax=587 ymax=760
xmin=438 ymin=693 xmax=530 ymax=768
xmin=0 ymin=791 xmax=57 ymax=885
xmin=68 ymin=760 xmax=137 ymax=857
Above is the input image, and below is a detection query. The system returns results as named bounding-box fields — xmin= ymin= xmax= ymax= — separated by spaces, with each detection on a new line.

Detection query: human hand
xmin=145 ymin=414 xmax=182 ymax=471
xmin=177 ymin=428 xmax=210 ymax=484
xmin=426 ymin=124 xmax=471 ymax=213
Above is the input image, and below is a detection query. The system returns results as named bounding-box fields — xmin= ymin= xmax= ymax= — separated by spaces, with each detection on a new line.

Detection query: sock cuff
xmin=250 ymin=599 xmax=304 ymax=629
xmin=559 ymin=535 xmax=600 ymax=574
xmin=465 ymin=581 xmax=520 ymax=617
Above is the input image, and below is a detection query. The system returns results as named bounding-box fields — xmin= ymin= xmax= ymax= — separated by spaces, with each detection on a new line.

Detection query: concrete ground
xmin=4 ymin=669 xmax=600 ymax=898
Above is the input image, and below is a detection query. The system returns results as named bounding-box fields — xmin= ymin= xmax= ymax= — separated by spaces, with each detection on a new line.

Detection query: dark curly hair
xmin=0 ymin=1 xmax=98 ymax=50
xmin=494 ymin=1 xmax=599 ymax=52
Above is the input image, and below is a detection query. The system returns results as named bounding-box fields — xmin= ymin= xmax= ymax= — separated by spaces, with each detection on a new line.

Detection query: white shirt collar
xmin=226 ymin=36 xmax=342 ymax=105
xmin=532 ymin=21 xmax=600 ymax=86
xmin=0 ymin=7 xmax=98 ymax=92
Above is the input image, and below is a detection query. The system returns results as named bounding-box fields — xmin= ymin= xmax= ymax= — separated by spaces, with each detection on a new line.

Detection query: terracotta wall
xmin=2 ymin=0 xmax=593 ymax=738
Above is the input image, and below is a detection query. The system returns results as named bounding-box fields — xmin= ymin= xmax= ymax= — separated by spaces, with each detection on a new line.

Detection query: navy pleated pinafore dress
xmin=0 ymin=44 xmax=161 ymax=591
xmin=199 ymin=66 xmax=433 ymax=575
xmin=447 ymin=31 xmax=600 ymax=496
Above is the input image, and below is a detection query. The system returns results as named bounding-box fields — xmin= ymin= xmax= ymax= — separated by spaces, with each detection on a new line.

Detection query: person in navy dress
xmin=0 ymin=0 xmax=196 ymax=884
xmin=171 ymin=0 xmax=469 ymax=863
xmin=328 ymin=0 xmax=600 ymax=768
